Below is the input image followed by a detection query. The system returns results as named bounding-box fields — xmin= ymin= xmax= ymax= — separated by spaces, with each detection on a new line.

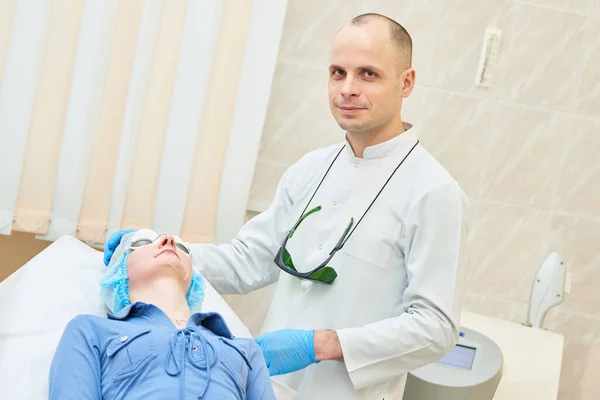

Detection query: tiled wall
xmin=246 ymin=1 xmax=600 ymax=398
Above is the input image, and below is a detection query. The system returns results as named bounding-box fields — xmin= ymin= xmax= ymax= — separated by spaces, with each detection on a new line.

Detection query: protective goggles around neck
xmin=128 ymin=229 xmax=191 ymax=258
xmin=273 ymin=139 xmax=419 ymax=285
xmin=274 ymin=205 xmax=353 ymax=285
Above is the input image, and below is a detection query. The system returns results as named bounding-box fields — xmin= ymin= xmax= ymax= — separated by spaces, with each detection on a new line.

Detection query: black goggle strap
xmin=330 ymin=217 xmax=354 ymax=255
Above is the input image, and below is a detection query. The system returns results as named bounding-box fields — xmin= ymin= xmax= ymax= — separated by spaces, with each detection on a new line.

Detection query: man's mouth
xmin=338 ymin=106 xmax=364 ymax=114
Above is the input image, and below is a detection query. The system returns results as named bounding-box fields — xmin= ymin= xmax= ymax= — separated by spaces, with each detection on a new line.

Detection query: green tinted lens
xmin=282 ymin=248 xmax=297 ymax=272
xmin=308 ymin=267 xmax=337 ymax=284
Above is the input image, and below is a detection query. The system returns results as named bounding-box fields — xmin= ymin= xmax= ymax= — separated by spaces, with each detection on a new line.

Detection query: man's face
xmin=328 ymin=22 xmax=413 ymax=134
xmin=127 ymin=233 xmax=193 ymax=294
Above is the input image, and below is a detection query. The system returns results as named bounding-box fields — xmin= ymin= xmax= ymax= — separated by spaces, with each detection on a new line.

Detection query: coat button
xmin=120 ymin=336 xmax=128 ymax=343
xmin=332 ymin=201 xmax=338 ymax=207
xmin=192 ymin=346 xmax=198 ymax=351
xmin=318 ymin=245 xmax=323 ymax=250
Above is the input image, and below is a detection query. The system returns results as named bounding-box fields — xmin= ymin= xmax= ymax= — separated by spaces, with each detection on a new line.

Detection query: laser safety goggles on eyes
xmin=273 ymin=139 xmax=419 ymax=285
xmin=128 ymin=229 xmax=192 ymax=258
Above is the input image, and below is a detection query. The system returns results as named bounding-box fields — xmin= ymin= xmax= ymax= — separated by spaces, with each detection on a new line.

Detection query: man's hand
xmin=103 ymin=229 xmax=136 ymax=266
xmin=255 ymin=329 xmax=317 ymax=376
xmin=255 ymin=329 xmax=344 ymax=376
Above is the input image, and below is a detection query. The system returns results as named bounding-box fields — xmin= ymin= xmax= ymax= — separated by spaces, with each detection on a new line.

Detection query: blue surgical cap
xmin=100 ymin=231 xmax=205 ymax=314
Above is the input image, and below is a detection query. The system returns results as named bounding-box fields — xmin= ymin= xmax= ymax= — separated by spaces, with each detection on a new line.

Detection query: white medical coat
xmin=190 ymin=125 xmax=469 ymax=400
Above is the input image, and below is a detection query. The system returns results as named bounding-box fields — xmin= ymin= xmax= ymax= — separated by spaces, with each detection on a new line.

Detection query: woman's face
xmin=126 ymin=231 xmax=193 ymax=294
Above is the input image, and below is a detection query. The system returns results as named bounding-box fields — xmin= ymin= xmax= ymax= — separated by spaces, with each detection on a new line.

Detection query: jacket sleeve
xmin=188 ymin=166 xmax=297 ymax=295
xmin=49 ymin=316 xmax=102 ymax=400
xmin=336 ymin=182 xmax=469 ymax=390
xmin=246 ymin=341 xmax=277 ymax=400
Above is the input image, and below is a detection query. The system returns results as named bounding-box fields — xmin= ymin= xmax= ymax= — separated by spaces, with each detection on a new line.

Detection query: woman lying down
xmin=49 ymin=229 xmax=276 ymax=399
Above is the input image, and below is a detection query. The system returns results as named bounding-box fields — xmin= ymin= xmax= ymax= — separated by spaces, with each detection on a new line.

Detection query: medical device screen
xmin=437 ymin=344 xmax=477 ymax=370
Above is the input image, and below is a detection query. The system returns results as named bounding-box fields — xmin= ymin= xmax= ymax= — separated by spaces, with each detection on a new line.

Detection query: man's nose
xmin=340 ymin=76 xmax=359 ymax=97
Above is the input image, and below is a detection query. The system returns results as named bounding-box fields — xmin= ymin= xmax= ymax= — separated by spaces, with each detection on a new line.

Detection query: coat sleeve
xmin=336 ymin=182 xmax=469 ymax=390
xmin=49 ymin=316 xmax=102 ymax=400
xmin=188 ymin=166 xmax=297 ymax=295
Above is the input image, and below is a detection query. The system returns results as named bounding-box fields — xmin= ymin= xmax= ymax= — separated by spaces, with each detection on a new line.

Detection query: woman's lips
xmin=157 ymin=249 xmax=178 ymax=258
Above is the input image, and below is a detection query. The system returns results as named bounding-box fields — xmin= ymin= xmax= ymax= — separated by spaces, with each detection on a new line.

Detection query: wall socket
xmin=475 ymin=28 xmax=502 ymax=87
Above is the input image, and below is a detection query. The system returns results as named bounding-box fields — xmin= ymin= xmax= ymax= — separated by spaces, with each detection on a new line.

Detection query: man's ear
xmin=401 ymin=67 xmax=416 ymax=98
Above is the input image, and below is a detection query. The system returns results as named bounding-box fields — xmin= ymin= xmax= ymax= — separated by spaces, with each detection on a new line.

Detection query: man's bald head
xmin=348 ymin=13 xmax=412 ymax=69
xmin=328 ymin=12 xmax=417 ymax=137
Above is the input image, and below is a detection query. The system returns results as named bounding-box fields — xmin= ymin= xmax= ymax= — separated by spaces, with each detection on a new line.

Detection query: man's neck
xmin=346 ymin=121 xmax=406 ymax=158
xmin=129 ymin=279 xmax=191 ymax=325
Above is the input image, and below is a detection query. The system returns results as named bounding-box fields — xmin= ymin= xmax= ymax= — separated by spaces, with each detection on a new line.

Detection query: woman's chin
xmin=158 ymin=260 xmax=191 ymax=278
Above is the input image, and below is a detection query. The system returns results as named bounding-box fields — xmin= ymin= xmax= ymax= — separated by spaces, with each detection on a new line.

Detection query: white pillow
xmin=0 ymin=235 xmax=254 ymax=399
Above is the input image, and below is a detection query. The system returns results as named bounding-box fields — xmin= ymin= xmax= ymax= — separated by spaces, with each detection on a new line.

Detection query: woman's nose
xmin=158 ymin=234 xmax=177 ymax=249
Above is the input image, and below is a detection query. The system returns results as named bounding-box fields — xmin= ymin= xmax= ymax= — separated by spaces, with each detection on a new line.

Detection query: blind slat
xmin=121 ymin=0 xmax=188 ymax=230
xmin=77 ymin=0 xmax=144 ymax=243
xmin=0 ymin=0 xmax=53 ymax=235
xmin=106 ymin=0 xmax=164 ymax=239
xmin=13 ymin=0 xmax=85 ymax=235
xmin=0 ymin=0 xmax=18 ymax=86
xmin=37 ymin=0 xmax=120 ymax=241
xmin=180 ymin=0 xmax=254 ymax=243
xmin=153 ymin=0 xmax=223 ymax=235
xmin=215 ymin=0 xmax=288 ymax=243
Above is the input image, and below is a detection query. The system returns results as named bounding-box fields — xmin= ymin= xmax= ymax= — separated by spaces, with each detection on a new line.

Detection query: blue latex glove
xmin=255 ymin=329 xmax=317 ymax=376
xmin=103 ymin=229 xmax=136 ymax=266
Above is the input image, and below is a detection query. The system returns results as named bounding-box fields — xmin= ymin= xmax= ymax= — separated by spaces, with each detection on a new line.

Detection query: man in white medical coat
xmin=105 ymin=13 xmax=468 ymax=400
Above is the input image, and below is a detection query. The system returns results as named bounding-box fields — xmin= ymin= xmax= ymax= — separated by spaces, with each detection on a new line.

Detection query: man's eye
xmin=332 ymin=69 xmax=345 ymax=76
xmin=363 ymin=70 xmax=376 ymax=78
